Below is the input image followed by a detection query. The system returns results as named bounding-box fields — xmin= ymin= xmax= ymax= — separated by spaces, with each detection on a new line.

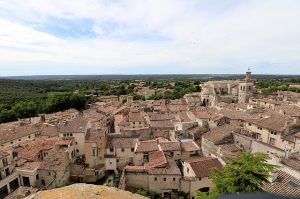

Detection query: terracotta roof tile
xmin=187 ymin=157 xmax=223 ymax=178
xmin=181 ymin=140 xmax=200 ymax=152
xmin=135 ymin=140 xmax=159 ymax=153
xmin=261 ymin=170 xmax=300 ymax=196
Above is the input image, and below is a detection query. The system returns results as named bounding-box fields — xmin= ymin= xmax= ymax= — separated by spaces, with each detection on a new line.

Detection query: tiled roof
xmin=145 ymin=151 xmax=167 ymax=168
xmin=39 ymin=147 xmax=69 ymax=171
xmin=261 ymin=170 xmax=300 ymax=196
xmin=150 ymin=120 xmax=173 ymax=128
xmin=135 ymin=140 xmax=159 ymax=153
xmin=18 ymin=138 xmax=59 ymax=161
xmin=59 ymin=116 xmax=88 ymax=133
xmin=187 ymin=157 xmax=223 ymax=178
xmin=159 ymin=141 xmax=181 ymax=151
xmin=17 ymin=161 xmax=41 ymax=171
xmin=128 ymin=112 xmax=144 ymax=122
xmin=149 ymin=158 xmax=181 ymax=175
xmin=181 ymin=140 xmax=200 ymax=152
xmin=245 ymin=113 xmax=290 ymax=133
xmin=176 ymin=112 xmax=193 ymax=122
xmin=148 ymin=112 xmax=174 ymax=121
xmin=106 ymin=137 xmax=138 ymax=149
xmin=0 ymin=122 xmax=39 ymax=144
xmin=37 ymin=123 xmax=60 ymax=137
xmin=219 ymin=143 xmax=240 ymax=153
xmin=114 ymin=114 xmax=126 ymax=125
xmin=203 ymin=124 xmax=238 ymax=144
xmin=281 ymin=155 xmax=300 ymax=172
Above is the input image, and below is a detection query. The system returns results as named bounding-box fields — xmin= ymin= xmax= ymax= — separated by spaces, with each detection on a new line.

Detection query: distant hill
xmin=2 ymin=74 xmax=300 ymax=81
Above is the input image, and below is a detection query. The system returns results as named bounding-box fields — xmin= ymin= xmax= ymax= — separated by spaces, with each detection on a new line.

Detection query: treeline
xmin=0 ymin=92 xmax=88 ymax=123
xmin=148 ymin=80 xmax=201 ymax=100
xmin=255 ymin=78 xmax=300 ymax=94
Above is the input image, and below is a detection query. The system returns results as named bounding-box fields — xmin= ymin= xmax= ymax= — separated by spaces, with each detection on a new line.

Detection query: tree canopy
xmin=196 ymin=152 xmax=277 ymax=199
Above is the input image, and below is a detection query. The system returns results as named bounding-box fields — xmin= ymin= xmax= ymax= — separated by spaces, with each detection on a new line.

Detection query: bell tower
xmin=238 ymin=68 xmax=254 ymax=103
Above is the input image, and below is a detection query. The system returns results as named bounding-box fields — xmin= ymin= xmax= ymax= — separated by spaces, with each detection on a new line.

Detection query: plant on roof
xmin=196 ymin=152 xmax=277 ymax=199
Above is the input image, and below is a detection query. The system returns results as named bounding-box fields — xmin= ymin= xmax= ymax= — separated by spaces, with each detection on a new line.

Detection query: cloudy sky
xmin=0 ymin=0 xmax=299 ymax=76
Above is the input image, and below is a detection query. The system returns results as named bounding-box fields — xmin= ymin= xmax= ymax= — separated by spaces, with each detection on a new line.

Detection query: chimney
xmin=267 ymin=172 xmax=278 ymax=183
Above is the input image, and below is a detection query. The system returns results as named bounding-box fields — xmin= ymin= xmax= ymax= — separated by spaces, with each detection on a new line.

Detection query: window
xmin=92 ymin=147 xmax=97 ymax=156
xmin=76 ymin=142 xmax=78 ymax=145
xmin=173 ymin=178 xmax=176 ymax=181
xmin=269 ymin=138 xmax=276 ymax=146
xmin=131 ymin=148 xmax=134 ymax=152
xmin=36 ymin=174 xmax=39 ymax=180
xmin=48 ymin=172 xmax=51 ymax=176
xmin=187 ymin=167 xmax=189 ymax=173
xmin=164 ymin=178 xmax=166 ymax=181
xmin=121 ymin=148 xmax=125 ymax=152
xmin=11 ymin=141 xmax=13 ymax=144
xmin=19 ymin=139 xmax=21 ymax=141
xmin=76 ymin=149 xmax=79 ymax=153
xmin=63 ymin=133 xmax=66 ymax=137
xmin=154 ymin=177 xmax=157 ymax=181
xmin=28 ymin=135 xmax=31 ymax=138
xmin=110 ymin=148 xmax=114 ymax=152
xmin=70 ymin=133 xmax=73 ymax=136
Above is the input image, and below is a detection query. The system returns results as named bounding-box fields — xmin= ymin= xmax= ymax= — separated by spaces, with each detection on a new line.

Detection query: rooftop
xmin=180 ymin=139 xmax=200 ymax=152
xmin=185 ymin=156 xmax=223 ymax=178
xmin=135 ymin=140 xmax=159 ymax=153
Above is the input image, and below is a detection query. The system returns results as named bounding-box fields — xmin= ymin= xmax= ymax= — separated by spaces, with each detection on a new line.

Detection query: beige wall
xmin=133 ymin=153 xmax=144 ymax=166
xmin=105 ymin=158 xmax=117 ymax=171
xmin=1 ymin=133 xmax=36 ymax=147
xmin=126 ymin=173 xmax=149 ymax=188
xmin=59 ymin=132 xmax=85 ymax=155
xmin=115 ymin=148 xmax=134 ymax=170
xmin=182 ymin=162 xmax=196 ymax=178
xmin=149 ymin=174 xmax=181 ymax=193
xmin=181 ymin=178 xmax=214 ymax=199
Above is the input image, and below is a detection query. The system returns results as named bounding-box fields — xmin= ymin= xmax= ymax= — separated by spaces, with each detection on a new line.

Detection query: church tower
xmin=238 ymin=68 xmax=254 ymax=103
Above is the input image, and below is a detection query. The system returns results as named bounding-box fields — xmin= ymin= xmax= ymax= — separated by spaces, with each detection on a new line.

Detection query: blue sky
xmin=0 ymin=0 xmax=299 ymax=76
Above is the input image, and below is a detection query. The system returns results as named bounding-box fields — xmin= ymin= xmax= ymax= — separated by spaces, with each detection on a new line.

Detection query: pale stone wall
xmin=125 ymin=173 xmax=149 ymax=188
xmin=115 ymin=148 xmax=134 ymax=170
xmin=59 ymin=132 xmax=86 ymax=156
xmin=133 ymin=153 xmax=144 ymax=166
xmin=105 ymin=158 xmax=117 ymax=171
xmin=17 ymin=169 xmax=38 ymax=187
xmin=244 ymin=122 xmax=269 ymax=143
xmin=182 ymin=162 xmax=196 ymax=178
xmin=233 ymin=133 xmax=252 ymax=152
xmin=251 ymin=140 xmax=285 ymax=157
xmin=1 ymin=133 xmax=36 ymax=147
xmin=201 ymin=138 xmax=218 ymax=157
xmin=148 ymin=174 xmax=181 ymax=193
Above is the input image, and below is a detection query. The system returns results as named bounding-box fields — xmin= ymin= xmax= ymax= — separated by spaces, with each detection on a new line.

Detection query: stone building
xmin=181 ymin=157 xmax=223 ymax=199
xmin=200 ymin=69 xmax=254 ymax=106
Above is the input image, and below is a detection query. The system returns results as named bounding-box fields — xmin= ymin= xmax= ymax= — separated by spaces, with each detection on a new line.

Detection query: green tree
xmin=196 ymin=152 xmax=277 ymax=199
xmin=12 ymin=101 xmax=38 ymax=119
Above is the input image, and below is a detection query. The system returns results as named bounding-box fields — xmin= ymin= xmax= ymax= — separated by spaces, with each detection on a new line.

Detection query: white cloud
xmin=0 ymin=0 xmax=299 ymax=75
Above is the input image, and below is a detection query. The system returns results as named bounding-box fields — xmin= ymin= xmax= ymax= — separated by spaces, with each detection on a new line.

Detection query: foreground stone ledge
xmin=25 ymin=183 xmax=147 ymax=199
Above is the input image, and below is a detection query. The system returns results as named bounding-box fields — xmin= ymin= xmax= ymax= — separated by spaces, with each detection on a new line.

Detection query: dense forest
xmin=1 ymin=76 xmax=300 ymax=123
xmin=255 ymin=78 xmax=300 ymax=94
xmin=0 ymin=79 xmax=201 ymax=123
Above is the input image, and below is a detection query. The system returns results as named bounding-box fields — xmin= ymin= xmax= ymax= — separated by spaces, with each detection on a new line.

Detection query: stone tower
xmin=238 ymin=68 xmax=254 ymax=103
